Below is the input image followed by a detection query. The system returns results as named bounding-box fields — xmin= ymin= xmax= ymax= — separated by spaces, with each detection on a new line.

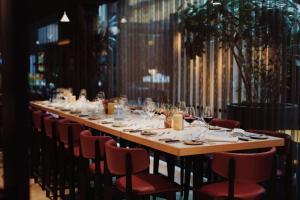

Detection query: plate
xmin=123 ymin=129 xmax=142 ymax=133
xmin=209 ymin=126 xmax=221 ymax=130
xmin=112 ymin=123 xmax=126 ymax=128
xmin=141 ymin=131 xmax=157 ymax=136
xmin=250 ymin=134 xmax=268 ymax=140
xmin=60 ymin=108 xmax=71 ymax=111
xmin=88 ymin=116 xmax=102 ymax=120
xmin=78 ymin=114 xmax=89 ymax=117
xmin=183 ymin=140 xmax=204 ymax=145
xmin=101 ymin=121 xmax=113 ymax=124
xmin=70 ymin=111 xmax=81 ymax=114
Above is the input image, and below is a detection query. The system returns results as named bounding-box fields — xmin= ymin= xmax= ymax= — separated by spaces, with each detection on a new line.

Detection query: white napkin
xmin=203 ymin=134 xmax=239 ymax=142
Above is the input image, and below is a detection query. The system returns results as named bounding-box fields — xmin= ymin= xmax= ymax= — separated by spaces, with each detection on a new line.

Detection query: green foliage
xmin=178 ymin=0 xmax=300 ymax=103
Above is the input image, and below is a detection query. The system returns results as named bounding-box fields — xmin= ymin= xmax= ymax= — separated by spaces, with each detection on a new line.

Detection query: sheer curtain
xmin=116 ymin=0 xmax=300 ymax=123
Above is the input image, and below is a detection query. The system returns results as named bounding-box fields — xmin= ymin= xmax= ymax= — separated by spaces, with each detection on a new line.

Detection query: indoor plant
xmin=178 ymin=0 xmax=300 ymax=129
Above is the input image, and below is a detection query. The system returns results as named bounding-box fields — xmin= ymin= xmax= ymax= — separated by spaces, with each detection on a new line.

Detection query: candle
xmin=68 ymin=95 xmax=76 ymax=103
xmin=107 ymin=102 xmax=115 ymax=115
xmin=173 ymin=113 xmax=184 ymax=130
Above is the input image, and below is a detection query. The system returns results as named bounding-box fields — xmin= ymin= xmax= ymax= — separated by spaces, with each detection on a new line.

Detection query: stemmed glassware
xmin=95 ymin=91 xmax=105 ymax=101
xmin=144 ymin=101 xmax=156 ymax=119
xmin=184 ymin=107 xmax=197 ymax=127
xmin=177 ymin=101 xmax=186 ymax=113
xmin=202 ymin=106 xmax=213 ymax=127
xmin=79 ymin=89 xmax=87 ymax=100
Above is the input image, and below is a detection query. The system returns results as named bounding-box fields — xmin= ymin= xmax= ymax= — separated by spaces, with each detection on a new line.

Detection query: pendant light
xmin=60 ymin=11 xmax=70 ymax=23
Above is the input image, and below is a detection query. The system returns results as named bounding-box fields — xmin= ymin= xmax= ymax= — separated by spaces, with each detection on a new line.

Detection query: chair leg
xmin=180 ymin=158 xmax=185 ymax=196
xmin=52 ymin=145 xmax=58 ymax=200
xmin=45 ymin=140 xmax=50 ymax=197
xmin=41 ymin=134 xmax=46 ymax=190
xmin=59 ymin=148 xmax=66 ymax=199
xmin=69 ymin=155 xmax=76 ymax=200
xmin=153 ymin=151 xmax=159 ymax=175
xmin=32 ymin=133 xmax=39 ymax=182
xmin=78 ymin=158 xmax=89 ymax=200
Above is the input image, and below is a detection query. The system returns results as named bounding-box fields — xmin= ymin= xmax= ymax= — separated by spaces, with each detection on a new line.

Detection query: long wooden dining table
xmin=30 ymin=101 xmax=284 ymax=200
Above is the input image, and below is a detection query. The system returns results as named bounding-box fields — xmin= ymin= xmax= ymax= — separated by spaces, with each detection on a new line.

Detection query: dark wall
xmin=1 ymin=0 xmax=30 ymax=199
xmin=29 ymin=0 xmax=118 ymax=99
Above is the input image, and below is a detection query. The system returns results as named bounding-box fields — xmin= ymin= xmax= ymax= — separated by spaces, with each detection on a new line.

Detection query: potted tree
xmin=178 ymin=0 xmax=300 ymax=130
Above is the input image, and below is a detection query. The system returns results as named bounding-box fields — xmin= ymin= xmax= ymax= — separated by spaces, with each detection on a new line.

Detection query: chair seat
xmin=115 ymin=173 xmax=181 ymax=195
xmin=197 ymin=181 xmax=265 ymax=200
xmin=89 ymin=161 xmax=104 ymax=175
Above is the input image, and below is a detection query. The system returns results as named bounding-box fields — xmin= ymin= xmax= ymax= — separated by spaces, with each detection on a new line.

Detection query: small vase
xmin=164 ymin=116 xmax=172 ymax=128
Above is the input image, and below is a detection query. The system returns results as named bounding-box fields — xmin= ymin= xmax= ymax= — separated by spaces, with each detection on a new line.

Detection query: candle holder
xmin=164 ymin=116 xmax=172 ymax=128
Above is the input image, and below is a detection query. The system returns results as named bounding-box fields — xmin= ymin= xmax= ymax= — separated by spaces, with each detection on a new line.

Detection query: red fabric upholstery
xmin=247 ymin=130 xmax=291 ymax=155
xmin=32 ymin=111 xmax=44 ymax=132
xmin=197 ymin=148 xmax=275 ymax=200
xmin=57 ymin=119 xmax=83 ymax=145
xmin=44 ymin=116 xmax=57 ymax=139
xmin=212 ymin=147 xmax=275 ymax=183
xmin=73 ymin=145 xmax=80 ymax=157
xmin=105 ymin=140 xmax=149 ymax=176
xmin=115 ymin=173 xmax=181 ymax=195
xmin=80 ymin=130 xmax=112 ymax=159
xmin=210 ymin=119 xmax=240 ymax=129
xmin=105 ymin=140 xmax=181 ymax=196
xmin=198 ymin=182 xmax=265 ymax=200
xmin=89 ymin=161 xmax=105 ymax=175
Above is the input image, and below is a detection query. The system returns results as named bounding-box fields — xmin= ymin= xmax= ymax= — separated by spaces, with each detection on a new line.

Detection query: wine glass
xmin=177 ymin=101 xmax=186 ymax=113
xmin=95 ymin=91 xmax=105 ymax=101
xmin=202 ymin=106 xmax=213 ymax=125
xmin=145 ymin=101 xmax=156 ymax=119
xmin=79 ymin=89 xmax=87 ymax=99
xmin=144 ymin=98 xmax=153 ymax=106
xmin=184 ymin=107 xmax=197 ymax=126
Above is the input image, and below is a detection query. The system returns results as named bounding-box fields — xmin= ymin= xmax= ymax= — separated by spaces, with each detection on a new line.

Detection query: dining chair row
xmin=30 ymin=108 xmax=287 ymax=200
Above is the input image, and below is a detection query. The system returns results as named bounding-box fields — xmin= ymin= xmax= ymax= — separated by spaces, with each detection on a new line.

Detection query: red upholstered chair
xmin=209 ymin=118 xmax=240 ymax=129
xmin=105 ymin=140 xmax=181 ymax=200
xmin=44 ymin=116 xmax=60 ymax=200
xmin=57 ymin=119 xmax=84 ymax=200
xmin=196 ymin=147 xmax=276 ymax=200
xmin=79 ymin=130 xmax=112 ymax=200
xmin=247 ymin=130 xmax=292 ymax=198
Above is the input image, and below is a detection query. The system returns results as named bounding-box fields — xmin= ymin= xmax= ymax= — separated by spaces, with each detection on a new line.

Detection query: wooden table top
xmin=30 ymin=101 xmax=284 ymax=157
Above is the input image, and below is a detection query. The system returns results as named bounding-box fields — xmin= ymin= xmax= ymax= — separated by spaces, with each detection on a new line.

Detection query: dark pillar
xmin=1 ymin=0 xmax=30 ymax=199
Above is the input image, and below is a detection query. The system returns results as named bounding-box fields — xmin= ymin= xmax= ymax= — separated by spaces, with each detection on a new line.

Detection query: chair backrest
xmin=212 ymin=147 xmax=276 ymax=183
xmin=210 ymin=119 xmax=240 ymax=129
xmin=80 ymin=130 xmax=112 ymax=159
xmin=44 ymin=116 xmax=58 ymax=139
xmin=32 ymin=111 xmax=44 ymax=132
xmin=105 ymin=140 xmax=149 ymax=176
xmin=247 ymin=129 xmax=291 ymax=155
xmin=57 ymin=119 xmax=83 ymax=145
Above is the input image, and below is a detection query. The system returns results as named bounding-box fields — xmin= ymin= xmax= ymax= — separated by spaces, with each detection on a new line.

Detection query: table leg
xmin=193 ymin=156 xmax=203 ymax=200
xmin=166 ymin=154 xmax=175 ymax=181
xmin=153 ymin=151 xmax=159 ymax=175
xmin=184 ymin=157 xmax=192 ymax=200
